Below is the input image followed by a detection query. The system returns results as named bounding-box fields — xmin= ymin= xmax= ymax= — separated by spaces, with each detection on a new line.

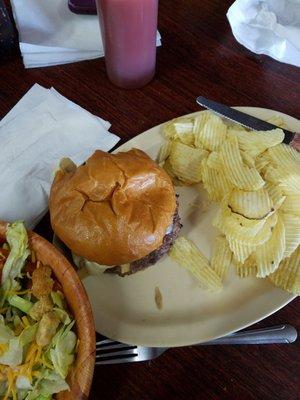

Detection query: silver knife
xmin=196 ymin=96 xmax=297 ymax=145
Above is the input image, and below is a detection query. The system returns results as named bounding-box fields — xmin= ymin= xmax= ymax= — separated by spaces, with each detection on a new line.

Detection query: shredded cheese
xmin=0 ymin=342 xmax=47 ymax=397
xmin=21 ymin=316 xmax=30 ymax=327
xmin=0 ymin=343 xmax=8 ymax=355
xmin=22 ymin=342 xmax=45 ymax=383
xmin=35 ymin=345 xmax=42 ymax=364
xmin=25 ymin=342 xmax=37 ymax=363
xmin=4 ymin=368 xmax=17 ymax=400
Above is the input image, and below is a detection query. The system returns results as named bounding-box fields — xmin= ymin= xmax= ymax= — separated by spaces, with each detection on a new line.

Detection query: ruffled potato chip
xmin=269 ymin=246 xmax=300 ymax=295
xmin=255 ymin=154 xmax=271 ymax=173
xmin=267 ymin=143 xmax=300 ymax=167
xmin=255 ymin=215 xmax=286 ymax=278
xmin=163 ymin=158 xmax=186 ymax=186
xmin=228 ymin=238 xmax=256 ymax=263
xmin=227 ymin=128 xmax=284 ymax=158
xmin=201 ymin=159 xmax=232 ymax=202
xmin=220 ymin=136 xmax=265 ymax=190
xmin=266 ymin=115 xmax=286 ymax=128
xmin=156 ymin=141 xmax=172 ymax=164
xmin=169 ymin=141 xmax=208 ymax=184
xmin=211 ymin=236 xmax=232 ymax=280
xmin=194 ymin=114 xmax=227 ymax=151
xmin=282 ymin=213 xmax=300 ymax=258
xmin=264 ymin=182 xmax=286 ymax=211
xmin=206 ymin=151 xmax=223 ymax=171
xmin=241 ymin=151 xmax=256 ymax=168
xmin=229 ymin=188 xmax=273 ymax=219
xmin=213 ymin=204 xmax=278 ymax=246
xmin=169 ymin=237 xmax=222 ymax=291
xmin=227 ymin=124 xmax=247 ymax=132
xmin=164 ymin=117 xmax=194 ymax=145
xmin=281 ymin=195 xmax=300 ymax=216
xmin=233 ymin=255 xmax=257 ymax=278
xmin=163 ymin=158 xmax=175 ymax=177
xmin=192 ymin=111 xmax=211 ymax=135
xmin=264 ymin=164 xmax=300 ymax=195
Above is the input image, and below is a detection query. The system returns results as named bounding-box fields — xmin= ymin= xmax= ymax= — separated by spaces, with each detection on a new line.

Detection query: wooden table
xmin=1 ymin=1 xmax=300 ymax=399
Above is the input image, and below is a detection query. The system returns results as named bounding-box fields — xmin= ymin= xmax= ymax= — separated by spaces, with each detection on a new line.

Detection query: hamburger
xmin=49 ymin=149 xmax=181 ymax=276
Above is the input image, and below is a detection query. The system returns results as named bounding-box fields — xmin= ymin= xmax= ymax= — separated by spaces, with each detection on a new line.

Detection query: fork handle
xmin=200 ymin=325 xmax=297 ymax=345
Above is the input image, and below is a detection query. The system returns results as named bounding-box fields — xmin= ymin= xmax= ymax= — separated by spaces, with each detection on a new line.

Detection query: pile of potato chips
xmin=162 ymin=111 xmax=300 ymax=295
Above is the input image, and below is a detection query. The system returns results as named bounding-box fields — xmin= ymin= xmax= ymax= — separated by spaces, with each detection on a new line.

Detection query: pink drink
xmin=96 ymin=0 xmax=158 ymax=89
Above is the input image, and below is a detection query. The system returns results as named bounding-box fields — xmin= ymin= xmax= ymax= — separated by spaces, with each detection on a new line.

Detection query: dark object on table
xmin=0 ymin=0 xmax=16 ymax=60
xmin=68 ymin=0 xmax=97 ymax=14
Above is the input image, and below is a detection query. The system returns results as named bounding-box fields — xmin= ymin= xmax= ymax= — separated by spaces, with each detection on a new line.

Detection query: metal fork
xmin=95 ymin=324 xmax=297 ymax=365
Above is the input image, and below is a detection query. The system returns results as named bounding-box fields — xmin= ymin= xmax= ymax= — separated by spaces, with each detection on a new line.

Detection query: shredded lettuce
xmin=0 ymin=222 xmax=30 ymax=307
xmin=39 ymin=370 xmax=69 ymax=395
xmin=16 ymin=375 xmax=32 ymax=390
xmin=54 ymin=308 xmax=71 ymax=325
xmin=50 ymin=321 xmax=76 ymax=379
xmin=0 ymin=315 xmax=14 ymax=342
xmin=1 ymin=221 xmax=30 ymax=284
xmin=19 ymin=323 xmax=38 ymax=346
xmin=0 ymin=337 xmax=23 ymax=367
xmin=25 ymin=369 xmax=69 ymax=399
xmin=8 ymin=295 xmax=33 ymax=314
xmin=51 ymin=291 xmax=65 ymax=310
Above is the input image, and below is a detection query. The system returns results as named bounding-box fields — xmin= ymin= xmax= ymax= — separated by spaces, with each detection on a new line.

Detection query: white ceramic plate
xmin=82 ymin=107 xmax=299 ymax=347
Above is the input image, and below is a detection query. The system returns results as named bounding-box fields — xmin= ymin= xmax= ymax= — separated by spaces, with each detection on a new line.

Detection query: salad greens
xmin=1 ymin=222 xmax=30 ymax=305
xmin=0 ymin=222 xmax=77 ymax=399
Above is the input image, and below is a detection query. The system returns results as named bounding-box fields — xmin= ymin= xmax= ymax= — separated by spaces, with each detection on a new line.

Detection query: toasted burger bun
xmin=50 ymin=149 xmax=176 ymax=267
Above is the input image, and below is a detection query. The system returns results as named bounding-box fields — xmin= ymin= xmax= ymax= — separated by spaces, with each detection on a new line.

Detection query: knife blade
xmin=196 ymin=96 xmax=296 ymax=145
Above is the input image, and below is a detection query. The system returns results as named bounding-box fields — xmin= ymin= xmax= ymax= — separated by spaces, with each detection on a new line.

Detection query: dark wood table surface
xmin=1 ymin=0 xmax=300 ymax=399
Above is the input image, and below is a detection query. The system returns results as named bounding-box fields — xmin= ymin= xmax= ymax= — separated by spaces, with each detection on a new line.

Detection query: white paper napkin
xmin=11 ymin=0 xmax=162 ymax=68
xmin=227 ymin=0 xmax=300 ymax=67
xmin=0 ymin=84 xmax=120 ymax=228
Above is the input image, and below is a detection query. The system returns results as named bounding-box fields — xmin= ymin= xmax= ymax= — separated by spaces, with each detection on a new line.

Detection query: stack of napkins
xmin=0 ymin=84 xmax=120 ymax=228
xmin=11 ymin=0 xmax=162 ymax=68
xmin=227 ymin=0 xmax=300 ymax=67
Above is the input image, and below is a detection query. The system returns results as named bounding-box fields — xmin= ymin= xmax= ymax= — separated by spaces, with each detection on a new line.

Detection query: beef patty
xmin=106 ymin=200 xmax=182 ymax=276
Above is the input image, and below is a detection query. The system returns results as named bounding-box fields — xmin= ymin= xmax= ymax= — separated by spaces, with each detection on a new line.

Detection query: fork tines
xmin=96 ymin=339 xmax=138 ymax=365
